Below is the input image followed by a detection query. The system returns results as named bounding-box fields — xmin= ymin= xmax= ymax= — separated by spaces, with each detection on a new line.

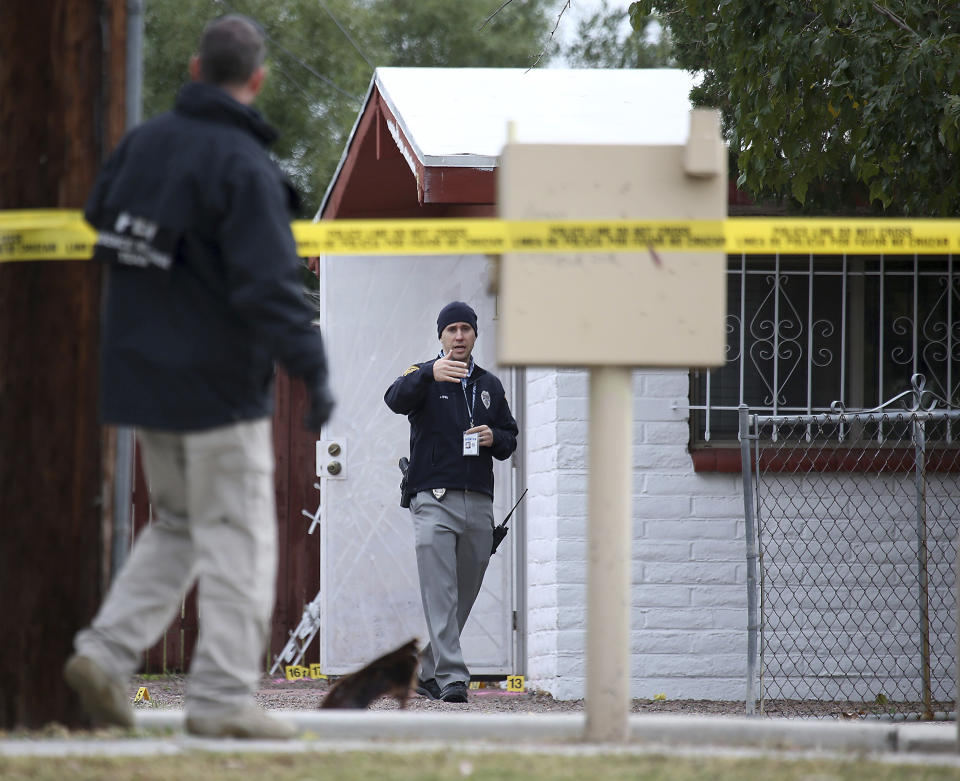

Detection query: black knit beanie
xmin=437 ymin=301 xmax=478 ymax=338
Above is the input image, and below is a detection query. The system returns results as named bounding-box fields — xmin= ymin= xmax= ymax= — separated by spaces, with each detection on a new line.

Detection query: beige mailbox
xmin=497 ymin=109 xmax=727 ymax=368
xmin=496 ymin=109 xmax=726 ymax=743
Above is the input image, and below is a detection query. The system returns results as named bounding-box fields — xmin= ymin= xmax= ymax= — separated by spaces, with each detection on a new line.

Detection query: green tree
xmin=144 ymin=0 xmax=555 ymax=215
xmin=368 ymin=0 xmax=556 ymax=67
xmin=632 ymin=1 xmax=960 ymax=215
xmin=561 ymin=1 xmax=673 ymax=68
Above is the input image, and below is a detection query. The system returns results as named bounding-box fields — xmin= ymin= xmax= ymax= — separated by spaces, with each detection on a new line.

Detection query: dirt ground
xmin=130 ymin=674 xmax=945 ymax=720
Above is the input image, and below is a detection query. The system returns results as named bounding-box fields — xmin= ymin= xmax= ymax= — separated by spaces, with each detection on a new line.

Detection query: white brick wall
xmin=524 ymin=369 xmax=561 ymax=687
xmin=522 ymin=366 xmax=957 ymax=703
xmin=631 ymin=367 xmax=752 ymax=698
xmin=524 ymin=367 xmax=752 ymax=699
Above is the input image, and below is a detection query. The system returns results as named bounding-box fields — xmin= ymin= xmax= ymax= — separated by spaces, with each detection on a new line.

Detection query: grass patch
xmin=0 ymin=750 xmax=957 ymax=781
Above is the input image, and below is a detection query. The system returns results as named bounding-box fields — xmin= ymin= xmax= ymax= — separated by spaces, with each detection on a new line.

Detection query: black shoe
xmin=415 ymin=678 xmax=442 ymax=700
xmin=440 ymin=681 xmax=468 ymax=703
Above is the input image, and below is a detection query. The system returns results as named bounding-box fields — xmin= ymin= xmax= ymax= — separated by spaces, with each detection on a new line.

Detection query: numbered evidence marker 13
xmin=133 ymin=687 xmax=150 ymax=702
xmin=506 ymin=675 xmax=525 ymax=693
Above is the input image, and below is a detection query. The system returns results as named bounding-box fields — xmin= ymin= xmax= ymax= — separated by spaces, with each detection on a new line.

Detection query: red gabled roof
xmin=319 ymin=85 xmax=495 ymax=220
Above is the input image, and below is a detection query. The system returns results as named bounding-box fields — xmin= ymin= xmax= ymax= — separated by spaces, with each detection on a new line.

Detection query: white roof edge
xmin=374 ymin=67 xmax=699 ymax=154
xmin=422 ymin=155 xmax=499 ymax=169
xmin=374 ymin=70 xmax=428 ymax=176
xmin=376 ymin=71 xmax=509 ymax=170
xmin=318 ymin=67 xmax=704 ymax=217
xmin=315 ymin=75 xmax=378 ymax=221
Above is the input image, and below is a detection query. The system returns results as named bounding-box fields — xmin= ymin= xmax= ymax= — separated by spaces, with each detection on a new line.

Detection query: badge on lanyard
xmin=463 ymin=431 xmax=479 ymax=456
xmin=461 ymin=377 xmax=479 ymax=456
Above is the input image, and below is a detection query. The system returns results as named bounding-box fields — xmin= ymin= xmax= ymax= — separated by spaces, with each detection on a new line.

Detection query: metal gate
xmin=740 ymin=375 xmax=959 ymax=719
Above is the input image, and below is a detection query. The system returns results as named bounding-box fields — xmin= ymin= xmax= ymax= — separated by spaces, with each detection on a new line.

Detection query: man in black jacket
xmin=385 ymin=301 xmax=518 ymax=704
xmin=63 ymin=15 xmax=333 ymax=739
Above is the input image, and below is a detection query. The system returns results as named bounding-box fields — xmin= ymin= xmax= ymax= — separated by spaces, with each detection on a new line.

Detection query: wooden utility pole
xmin=0 ymin=0 xmax=126 ymax=728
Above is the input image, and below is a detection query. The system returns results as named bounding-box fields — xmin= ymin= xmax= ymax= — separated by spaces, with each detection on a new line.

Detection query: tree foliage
xmin=562 ymin=1 xmax=673 ymax=69
xmin=631 ymin=0 xmax=960 ymax=215
xmin=144 ymin=0 xmax=556 ymax=215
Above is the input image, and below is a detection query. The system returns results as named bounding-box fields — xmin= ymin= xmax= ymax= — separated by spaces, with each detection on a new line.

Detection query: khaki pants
xmin=74 ymin=419 xmax=276 ymax=716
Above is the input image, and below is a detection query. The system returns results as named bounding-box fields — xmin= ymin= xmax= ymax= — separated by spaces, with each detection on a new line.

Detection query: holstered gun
xmin=398 ymin=457 xmax=413 ymax=508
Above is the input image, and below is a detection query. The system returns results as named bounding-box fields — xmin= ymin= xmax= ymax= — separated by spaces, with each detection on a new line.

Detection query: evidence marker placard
xmin=284 ymin=663 xmax=328 ymax=681
xmin=506 ymin=675 xmax=525 ymax=692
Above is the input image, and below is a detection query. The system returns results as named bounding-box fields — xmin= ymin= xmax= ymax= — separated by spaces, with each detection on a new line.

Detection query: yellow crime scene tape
xmin=3 ymin=210 xmax=960 ymax=261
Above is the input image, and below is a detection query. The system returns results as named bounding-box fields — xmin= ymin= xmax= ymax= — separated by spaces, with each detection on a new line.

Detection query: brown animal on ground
xmin=319 ymin=638 xmax=419 ymax=709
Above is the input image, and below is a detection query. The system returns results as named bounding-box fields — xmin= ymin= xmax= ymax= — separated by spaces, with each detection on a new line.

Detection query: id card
xmin=463 ymin=431 xmax=479 ymax=456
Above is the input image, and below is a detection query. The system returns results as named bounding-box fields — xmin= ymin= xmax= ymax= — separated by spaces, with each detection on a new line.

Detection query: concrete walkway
xmin=1 ymin=710 xmax=957 ymax=763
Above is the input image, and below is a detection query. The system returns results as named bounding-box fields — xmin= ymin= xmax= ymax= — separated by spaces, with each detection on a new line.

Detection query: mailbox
xmin=496 ymin=108 xmax=727 ymax=369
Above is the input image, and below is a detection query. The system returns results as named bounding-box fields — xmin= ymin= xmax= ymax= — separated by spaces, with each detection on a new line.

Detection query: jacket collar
xmin=174 ymin=82 xmax=279 ymax=147
xmin=466 ymin=362 xmax=487 ymax=383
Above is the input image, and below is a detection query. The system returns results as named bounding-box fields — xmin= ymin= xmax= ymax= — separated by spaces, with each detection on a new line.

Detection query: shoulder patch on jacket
xmin=402 ymin=365 xmax=420 ymax=376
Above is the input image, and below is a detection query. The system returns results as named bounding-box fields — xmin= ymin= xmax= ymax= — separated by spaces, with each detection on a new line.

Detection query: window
xmin=690 ymin=254 xmax=960 ymax=447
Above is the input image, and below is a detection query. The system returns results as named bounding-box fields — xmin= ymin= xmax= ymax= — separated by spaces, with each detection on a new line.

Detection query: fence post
xmin=584 ymin=366 xmax=633 ymax=742
xmin=912 ymin=415 xmax=934 ymax=720
xmin=739 ymin=404 xmax=759 ymax=716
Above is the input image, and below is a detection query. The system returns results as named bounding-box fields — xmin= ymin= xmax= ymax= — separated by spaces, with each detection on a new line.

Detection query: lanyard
xmin=461 ymin=379 xmax=476 ymax=427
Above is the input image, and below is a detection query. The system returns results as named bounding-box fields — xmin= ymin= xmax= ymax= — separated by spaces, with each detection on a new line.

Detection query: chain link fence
xmin=740 ymin=376 xmax=960 ymax=719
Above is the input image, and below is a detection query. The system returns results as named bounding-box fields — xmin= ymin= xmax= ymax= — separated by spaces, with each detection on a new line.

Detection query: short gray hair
xmin=197 ymin=14 xmax=266 ymax=87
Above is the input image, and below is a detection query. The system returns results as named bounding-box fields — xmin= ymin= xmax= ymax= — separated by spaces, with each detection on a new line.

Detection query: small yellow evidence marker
xmin=506 ymin=675 xmax=525 ymax=693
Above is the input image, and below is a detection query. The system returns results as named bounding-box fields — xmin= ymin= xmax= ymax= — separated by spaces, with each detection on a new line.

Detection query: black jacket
xmin=384 ymin=358 xmax=518 ymax=499
xmin=86 ymin=82 xmax=327 ymax=430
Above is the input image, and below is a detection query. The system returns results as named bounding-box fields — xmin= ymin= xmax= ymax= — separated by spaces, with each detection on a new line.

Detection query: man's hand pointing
xmin=433 ymin=350 xmax=469 ymax=382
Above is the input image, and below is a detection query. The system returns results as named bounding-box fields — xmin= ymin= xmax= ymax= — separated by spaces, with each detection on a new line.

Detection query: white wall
xmin=524 ymin=368 xmax=561 ymax=689
xmin=525 ymin=367 xmax=750 ymax=700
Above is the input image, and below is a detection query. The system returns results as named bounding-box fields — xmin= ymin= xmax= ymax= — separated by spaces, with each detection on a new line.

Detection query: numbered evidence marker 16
xmin=285 ymin=664 xmax=327 ymax=681
xmin=133 ymin=687 xmax=150 ymax=702
xmin=285 ymin=665 xmax=310 ymax=681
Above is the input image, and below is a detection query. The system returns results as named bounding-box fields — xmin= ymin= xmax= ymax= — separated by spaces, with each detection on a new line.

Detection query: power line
xmin=213 ymin=0 xmax=363 ymax=103
xmin=271 ymin=60 xmax=320 ymax=104
xmin=317 ymin=0 xmax=376 ymax=70
xmin=268 ymin=35 xmax=363 ymax=102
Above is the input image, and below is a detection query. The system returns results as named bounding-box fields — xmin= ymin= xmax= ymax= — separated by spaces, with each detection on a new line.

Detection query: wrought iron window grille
xmin=690 ymin=254 xmax=960 ymax=448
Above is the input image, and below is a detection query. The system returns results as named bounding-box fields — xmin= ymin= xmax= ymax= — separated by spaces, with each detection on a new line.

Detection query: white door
xmin=317 ymin=253 xmax=517 ymax=675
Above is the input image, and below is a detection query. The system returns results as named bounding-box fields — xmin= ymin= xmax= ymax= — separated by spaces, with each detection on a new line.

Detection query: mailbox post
xmin=497 ymin=109 xmax=727 ymax=742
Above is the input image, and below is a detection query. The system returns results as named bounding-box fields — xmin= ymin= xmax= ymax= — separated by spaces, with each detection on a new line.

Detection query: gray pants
xmin=411 ymin=489 xmax=494 ymax=689
xmin=74 ymin=419 xmax=276 ymax=717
